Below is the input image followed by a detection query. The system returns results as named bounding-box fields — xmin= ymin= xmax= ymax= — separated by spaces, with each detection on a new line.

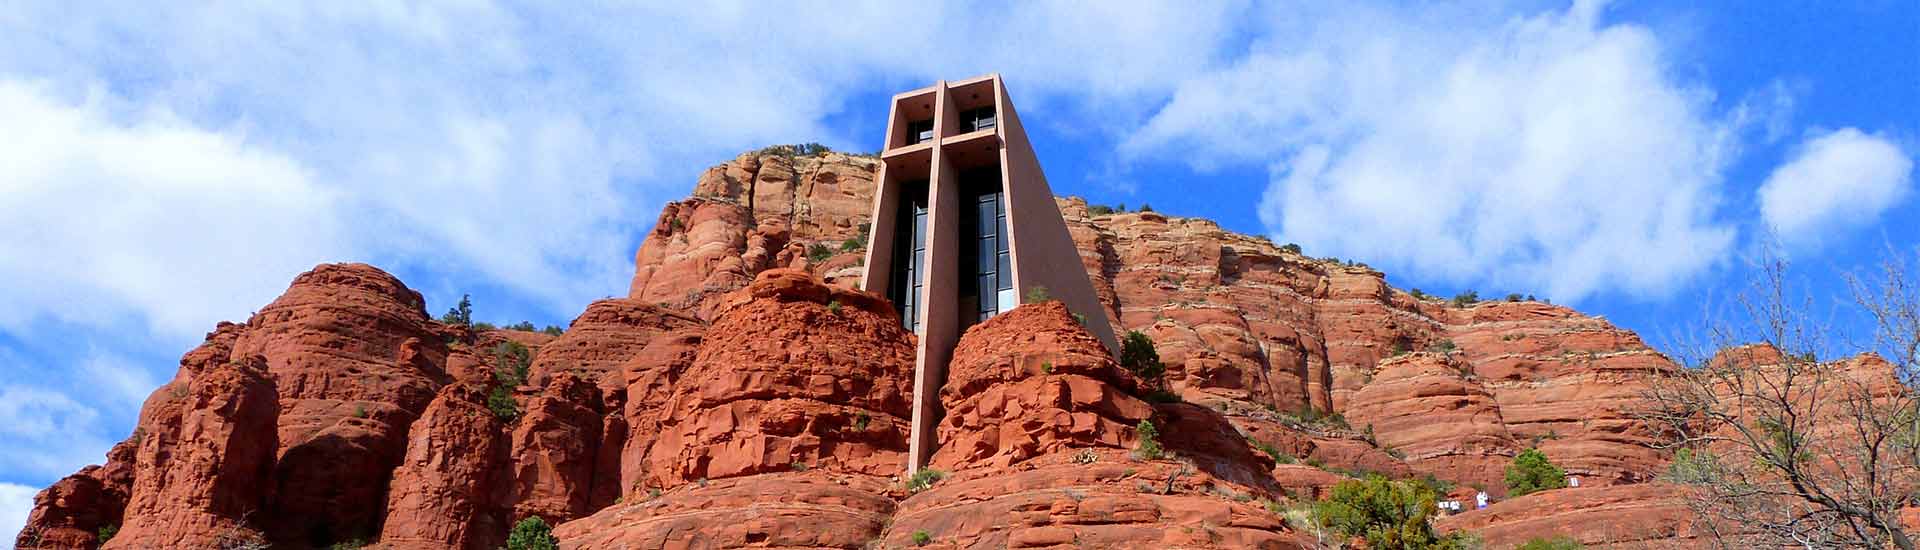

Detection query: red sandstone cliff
xmin=17 ymin=148 xmax=1861 ymax=549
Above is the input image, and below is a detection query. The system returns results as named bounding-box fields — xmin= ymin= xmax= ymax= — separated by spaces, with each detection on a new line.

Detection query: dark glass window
xmin=961 ymin=106 xmax=997 ymax=132
xmin=906 ymin=119 xmax=935 ymax=145
xmin=889 ymin=182 xmax=929 ymax=331
xmin=957 ymin=168 xmax=1010 ymax=325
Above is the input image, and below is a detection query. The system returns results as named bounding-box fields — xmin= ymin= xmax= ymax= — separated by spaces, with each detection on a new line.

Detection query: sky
xmin=1 ymin=0 xmax=1916 ymax=536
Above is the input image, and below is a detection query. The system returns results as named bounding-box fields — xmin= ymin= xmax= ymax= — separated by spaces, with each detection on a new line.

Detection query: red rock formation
xmin=1344 ymin=352 xmax=1520 ymax=494
xmin=638 ymin=269 xmax=915 ymax=487
xmin=893 ymin=298 xmax=1305 ymax=548
xmin=509 ymin=372 xmax=604 ymax=524
xmin=555 ymin=473 xmax=898 ymax=550
xmin=232 ymin=263 xmax=454 ymax=542
xmin=628 ymin=151 xmax=878 ymax=317
xmin=380 ymin=384 xmax=510 ymax=550
xmin=526 ymin=298 xmax=700 ymax=388
xmin=14 ymin=443 xmax=133 ymax=549
xmin=108 ymin=356 xmax=279 ymax=549
xmin=932 ymin=301 xmax=1153 ymax=471
xmin=1436 ymin=484 xmax=1707 ymax=548
xmin=17 ymin=148 xmax=1737 ymax=549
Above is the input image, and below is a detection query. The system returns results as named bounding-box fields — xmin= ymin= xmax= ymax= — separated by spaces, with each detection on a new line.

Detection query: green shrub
xmin=326 ymin=538 xmax=367 ymax=550
xmin=440 ymin=294 xmax=473 ymax=325
xmin=96 ymin=524 xmax=117 ymax=546
xmin=1428 ymin=339 xmax=1457 ymax=353
xmin=1505 ymin=448 xmax=1569 ymax=497
xmin=1281 ymin=243 xmax=1303 ymax=254
xmin=1251 ymin=437 xmax=1293 ymax=464
xmin=505 ymin=516 xmax=558 ymax=550
xmin=1119 ymin=331 xmax=1167 ymax=388
xmin=907 ymin=468 xmax=946 ymax=493
xmin=912 ymin=530 xmax=932 ymax=546
xmin=840 ymin=237 xmax=864 ymax=252
xmin=1505 ymin=293 xmax=1524 ymax=302
xmin=1133 ymin=420 xmax=1164 ymax=460
xmin=472 ymin=321 xmax=498 ymax=331
xmin=506 ymin=321 xmax=537 ymax=331
xmin=1451 ymin=290 xmax=1480 ymax=307
xmin=542 ymin=325 xmax=564 ymax=336
xmin=1087 ymin=204 xmax=1116 ymax=215
xmin=1410 ymin=288 xmax=1430 ymax=301
xmin=493 ymin=341 xmax=532 ymax=386
xmin=1663 ymin=448 xmax=1725 ymax=484
xmin=807 ymin=243 xmax=834 ymax=263
xmin=488 ymin=385 xmax=521 ymax=423
xmin=1138 ymin=203 xmax=1154 ymax=212
xmin=1314 ymin=475 xmax=1474 ymax=549
xmin=1518 ymin=535 xmax=1584 ymax=549
xmin=826 ymin=300 xmax=842 ymax=315
xmin=1287 ymin=406 xmax=1351 ymax=430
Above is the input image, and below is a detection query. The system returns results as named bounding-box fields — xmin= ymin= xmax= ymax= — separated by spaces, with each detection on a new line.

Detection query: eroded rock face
xmin=14 ymin=443 xmax=133 ymax=549
xmin=510 ymin=372 xmax=604 ymax=524
xmin=933 ymin=301 xmax=1153 ymax=471
xmin=233 ymin=263 xmax=454 ymax=542
xmin=1344 ymin=353 xmax=1519 ymax=494
xmin=628 ymin=151 xmax=879 ymax=317
xmin=380 ymin=384 xmax=510 ymax=550
xmin=108 ymin=357 xmax=279 ymax=549
xmin=1436 ymin=484 xmax=1707 ymax=548
xmin=638 ymin=268 xmax=915 ymax=488
xmin=556 ymin=473 xmax=897 ymax=550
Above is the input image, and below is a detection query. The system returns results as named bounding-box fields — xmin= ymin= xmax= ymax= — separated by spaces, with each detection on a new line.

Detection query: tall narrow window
xmin=889 ymin=183 xmax=929 ymax=332
xmin=957 ymin=168 xmax=1009 ymax=326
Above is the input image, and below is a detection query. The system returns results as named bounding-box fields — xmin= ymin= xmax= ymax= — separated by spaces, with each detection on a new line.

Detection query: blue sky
xmin=1 ymin=0 xmax=1915 ymax=534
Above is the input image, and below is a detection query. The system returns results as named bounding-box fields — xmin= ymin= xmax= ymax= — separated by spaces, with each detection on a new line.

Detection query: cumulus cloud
xmin=1758 ymin=128 xmax=1913 ymax=243
xmin=1 ymin=482 xmax=38 ymax=547
xmin=0 ymin=2 xmax=1239 ymax=343
xmin=0 ymin=80 xmax=347 ymax=338
xmin=1121 ymin=0 xmax=1744 ymax=302
xmin=0 ymin=0 xmax=1240 ymax=485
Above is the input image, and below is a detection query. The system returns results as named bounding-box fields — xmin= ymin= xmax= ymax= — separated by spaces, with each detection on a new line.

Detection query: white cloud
xmin=1120 ymin=0 xmax=1744 ymax=302
xmin=0 ymin=80 xmax=348 ymax=339
xmin=0 ymin=386 xmax=116 ymax=481
xmin=1758 ymin=128 xmax=1914 ymax=243
xmin=1 ymin=482 xmax=38 ymax=547
xmin=0 ymin=0 xmax=1241 ymax=487
xmin=0 ymin=1 xmax=1241 ymax=343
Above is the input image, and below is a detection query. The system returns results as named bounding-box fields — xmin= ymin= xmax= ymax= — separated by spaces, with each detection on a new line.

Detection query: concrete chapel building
xmin=858 ymin=74 xmax=1119 ymax=473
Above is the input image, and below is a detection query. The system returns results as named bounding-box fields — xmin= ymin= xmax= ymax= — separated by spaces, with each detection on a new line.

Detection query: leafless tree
xmin=1639 ymin=251 xmax=1920 ymax=549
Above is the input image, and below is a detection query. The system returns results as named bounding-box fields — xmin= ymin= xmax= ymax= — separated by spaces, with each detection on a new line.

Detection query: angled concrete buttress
xmin=858 ymin=74 xmax=1119 ymax=475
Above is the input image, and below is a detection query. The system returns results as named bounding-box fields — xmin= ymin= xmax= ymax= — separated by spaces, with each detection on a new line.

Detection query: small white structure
xmin=1438 ymin=500 xmax=1463 ymax=513
xmin=1475 ymin=491 xmax=1490 ymax=509
xmin=1567 ymin=476 xmax=1580 ymax=487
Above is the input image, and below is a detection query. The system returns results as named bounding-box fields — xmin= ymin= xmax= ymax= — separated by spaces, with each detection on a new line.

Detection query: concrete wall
xmin=993 ymin=78 xmax=1120 ymax=353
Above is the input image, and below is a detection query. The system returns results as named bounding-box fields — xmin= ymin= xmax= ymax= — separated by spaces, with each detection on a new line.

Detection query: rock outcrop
xmin=1436 ymin=484 xmax=1707 ymax=548
xmin=108 ymin=356 xmax=279 ymax=549
xmin=19 ymin=148 xmax=1752 ymax=549
xmin=637 ymin=268 xmax=915 ymax=487
xmin=379 ymin=384 xmax=510 ymax=550
xmin=558 ymin=269 xmax=913 ymax=549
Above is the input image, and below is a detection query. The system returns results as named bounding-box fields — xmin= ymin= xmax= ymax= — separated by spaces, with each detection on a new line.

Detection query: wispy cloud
xmin=1117 ymin=0 xmax=1755 ymax=303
